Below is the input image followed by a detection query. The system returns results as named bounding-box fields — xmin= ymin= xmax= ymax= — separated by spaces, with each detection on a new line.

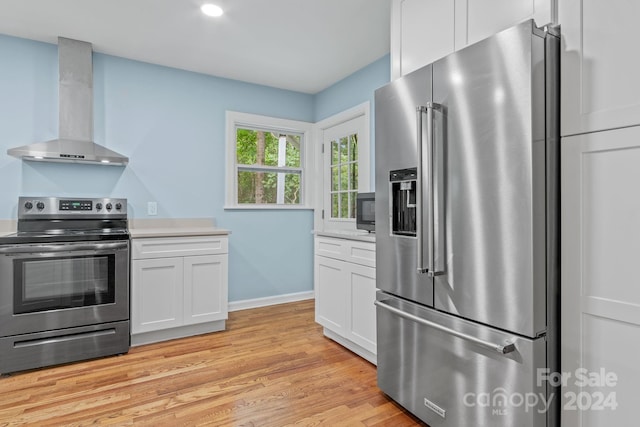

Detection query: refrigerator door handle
xmin=374 ymin=299 xmax=517 ymax=355
xmin=416 ymin=103 xmax=443 ymax=276
xmin=416 ymin=105 xmax=429 ymax=274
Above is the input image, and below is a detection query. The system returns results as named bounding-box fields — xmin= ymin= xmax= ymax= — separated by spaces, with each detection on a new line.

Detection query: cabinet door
xmin=131 ymin=258 xmax=183 ymax=334
xmin=466 ymin=0 xmax=552 ymax=45
xmin=391 ymin=0 xmax=554 ymax=80
xmin=346 ymin=263 xmax=377 ymax=354
xmin=183 ymin=254 xmax=228 ymax=325
xmin=561 ymin=127 xmax=640 ymax=426
xmin=393 ymin=0 xmax=456 ymax=78
xmin=560 ymin=0 xmax=640 ymax=135
xmin=314 ymin=256 xmax=347 ymax=334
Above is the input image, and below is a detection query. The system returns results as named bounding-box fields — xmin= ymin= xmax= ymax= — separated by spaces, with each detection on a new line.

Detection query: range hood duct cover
xmin=7 ymin=37 xmax=129 ymax=166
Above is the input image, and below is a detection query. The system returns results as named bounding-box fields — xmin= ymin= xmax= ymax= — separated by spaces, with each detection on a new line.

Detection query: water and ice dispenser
xmin=390 ymin=168 xmax=417 ymax=237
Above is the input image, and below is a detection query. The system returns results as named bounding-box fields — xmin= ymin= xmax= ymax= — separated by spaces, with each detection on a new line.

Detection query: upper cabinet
xmin=392 ymin=0 xmax=456 ymax=77
xmin=560 ymin=0 xmax=640 ymax=135
xmin=466 ymin=0 xmax=553 ymax=45
xmin=391 ymin=0 xmax=555 ymax=79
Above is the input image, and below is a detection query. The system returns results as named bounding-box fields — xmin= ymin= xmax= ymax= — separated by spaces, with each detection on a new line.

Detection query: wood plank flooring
xmin=0 ymin=299 xmax=425 ymax=426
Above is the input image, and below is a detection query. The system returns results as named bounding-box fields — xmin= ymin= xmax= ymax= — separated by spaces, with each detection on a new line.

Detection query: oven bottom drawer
xmin=0 ymin=321 xmax=130 ymax=374
xmin=376 ymin=294 xmax=550 ymax=427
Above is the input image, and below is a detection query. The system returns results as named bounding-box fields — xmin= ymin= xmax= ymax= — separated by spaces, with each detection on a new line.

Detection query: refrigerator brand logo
xmin=423 ymin=398 xmax=446 ymax=418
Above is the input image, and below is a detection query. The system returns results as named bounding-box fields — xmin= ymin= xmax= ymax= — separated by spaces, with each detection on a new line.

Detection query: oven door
xmin=0 ymin=240 xmax=129 ymax=337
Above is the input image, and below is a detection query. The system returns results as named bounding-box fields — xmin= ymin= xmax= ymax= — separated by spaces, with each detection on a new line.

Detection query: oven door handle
xmin=0 ymin=241 xmax=129 ymax=254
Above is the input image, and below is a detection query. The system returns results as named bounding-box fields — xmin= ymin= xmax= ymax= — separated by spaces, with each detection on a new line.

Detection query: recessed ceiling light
xmin=201 ymin=3 xmax=224 ymax=17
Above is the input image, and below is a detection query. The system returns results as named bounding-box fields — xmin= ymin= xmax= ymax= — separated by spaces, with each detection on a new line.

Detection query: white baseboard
xmin=228 ymin=291 xmax=314 ymax=312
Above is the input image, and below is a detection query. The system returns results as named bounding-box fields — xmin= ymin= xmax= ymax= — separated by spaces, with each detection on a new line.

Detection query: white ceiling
xmin=0 ymin=0 xmax=391 ymax=94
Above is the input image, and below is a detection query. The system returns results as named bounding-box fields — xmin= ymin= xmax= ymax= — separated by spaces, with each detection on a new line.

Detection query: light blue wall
xmin=314 ymin=54 xmax=390 ymax=189
xmin=0 ymin=34 xmax=389 ymax=303
xmin=314 ymin=54 xmax=390 ymax=122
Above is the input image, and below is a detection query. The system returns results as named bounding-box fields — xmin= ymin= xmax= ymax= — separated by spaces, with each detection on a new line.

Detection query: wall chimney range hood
xmin=7 ymin=37 xmax=128 ymax=166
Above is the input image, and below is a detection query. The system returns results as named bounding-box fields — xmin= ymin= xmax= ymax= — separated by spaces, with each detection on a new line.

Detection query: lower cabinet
xmin=131 ymin=236 xmax=228 ymax=345
xmin=314 ymin=236 xmax=377 ymax=364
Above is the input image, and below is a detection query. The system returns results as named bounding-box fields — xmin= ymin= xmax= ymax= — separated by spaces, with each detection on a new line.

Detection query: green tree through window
xmin=330 ymin=133 xmax=358 ymax=218
xmin=236 ymin=128 xmax=303 ymax=205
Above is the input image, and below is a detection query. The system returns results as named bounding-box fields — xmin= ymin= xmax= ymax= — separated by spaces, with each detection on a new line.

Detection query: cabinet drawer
xmin=315 ymin=237 xmax=347 ymax=258
xmin=132 ymin=236 xmax=228 ymax=259
xmin=315 ymin=237 xmax=376 ymax=268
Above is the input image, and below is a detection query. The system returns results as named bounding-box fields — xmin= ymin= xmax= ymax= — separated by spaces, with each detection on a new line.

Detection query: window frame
xmin=225 ymin=111 xmax=314 ymax=210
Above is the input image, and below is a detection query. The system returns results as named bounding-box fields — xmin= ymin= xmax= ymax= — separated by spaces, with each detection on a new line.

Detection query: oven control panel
xmin=18 ymin=197 xmax=128 ymax=218
xmin=60 ymin=200 xmax=93 ymax=211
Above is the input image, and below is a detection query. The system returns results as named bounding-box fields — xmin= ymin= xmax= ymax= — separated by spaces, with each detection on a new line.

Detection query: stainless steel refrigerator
xmin=374 ymin=20 xmax=560 ymax=427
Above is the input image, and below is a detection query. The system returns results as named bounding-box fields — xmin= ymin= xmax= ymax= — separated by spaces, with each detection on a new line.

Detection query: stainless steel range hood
xmin=7 ymin=37 xmax=128 ymax=166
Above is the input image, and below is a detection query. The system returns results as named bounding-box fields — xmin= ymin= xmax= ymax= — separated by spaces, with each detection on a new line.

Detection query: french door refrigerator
xmin=374 ymin=20 xmax=559 ymax=427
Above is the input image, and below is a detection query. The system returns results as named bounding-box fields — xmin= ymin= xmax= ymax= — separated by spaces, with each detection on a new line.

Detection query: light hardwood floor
xmin=0 ymin=299 xmax=425 ymax=426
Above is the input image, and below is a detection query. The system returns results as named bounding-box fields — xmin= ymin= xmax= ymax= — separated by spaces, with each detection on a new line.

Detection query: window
xmin=329 ymin=133 xmax=359 ymax=218
xmin=316 ymin=102 xmax=370 ymax=230
xmin=226 ymin=112 xmax=313 ymax=209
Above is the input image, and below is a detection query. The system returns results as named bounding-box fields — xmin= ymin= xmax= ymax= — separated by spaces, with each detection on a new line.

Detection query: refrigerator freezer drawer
xmin=376 ymin=294 xmax=548 ymax=427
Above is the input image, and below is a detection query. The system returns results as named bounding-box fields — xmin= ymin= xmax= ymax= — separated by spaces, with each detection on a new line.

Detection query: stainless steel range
xmin=0 ymin=196 xmax=130 ymax=374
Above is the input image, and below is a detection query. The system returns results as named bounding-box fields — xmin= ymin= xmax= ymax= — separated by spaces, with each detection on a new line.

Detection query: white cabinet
xmin=131 ymin=236 xmax=228 ymax=345
xmin=183 ymin=255 xmax=227 ymax=325
xmin=466 ymin=0 xmax=553 ymax=45
xmin=133 ymin=257 xmax=184 ymax=333
xmin=561 ymin=127 xmax=640 ymax=426
xmin=314 ymin=236 xmax=377 ymax=364
xmin=391 ymin=0 xmax=554 ymax=79
xmin=560 ymin=3 xmax=640 ymax=425
xmin=392 ymin=0 xmax=456 ymax=77
xmin=316 ymin=256 xmax=347 ymax=333
xmin=560 ymin=0 xmax=640 ymax=135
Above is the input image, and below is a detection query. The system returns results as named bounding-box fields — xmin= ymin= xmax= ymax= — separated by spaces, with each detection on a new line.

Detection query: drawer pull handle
xmin=375 ymin=300 xmax=516 ymax=355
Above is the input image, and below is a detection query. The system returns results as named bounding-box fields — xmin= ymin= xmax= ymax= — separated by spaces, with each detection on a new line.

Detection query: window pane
xmin=349 ymin=163 xmax=358 ymax=190
xmin=340 ymin=192 xmax=349 ymax=218
xmin=331 ymin=140 xmax=338 ymax=165
xmin=340 ymin=165 xmax=348 ymax=190
xmin=331 ymin=166 xmax=339 ymax=191
xmin=340 ymin=137 xmax=349 ymax=163
xmin=262 ymin=131 xmax=277 ymax=166
xmin=237 ymin=170 xmax=256 ymax=204
xmin=332 ymin=193 xmax=339 ymax=218
xmin=236 ymin=128 xmax=257 ymax=165
xmin=284 ymin=173 xmax=300 ymax=204
xmin=349 ymin=134 xmax=358 ymax=162
xmin=237 ymin=170 xmax=301 ymax=204
xmin=284 ymin=135 xmax=301 ymax=168
xmin=237 ymin=128 xmax=301 ymax=168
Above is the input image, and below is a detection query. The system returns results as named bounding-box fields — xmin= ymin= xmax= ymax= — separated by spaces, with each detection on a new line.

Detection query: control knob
xmin=96 ymin=203 xmax=103 ymax=210
xmin=36 ymin=201 xmax=45 ymax=210
xmin=106 ymin=203 xmax=112 ymax=211
xmin=24 ymin=201 xmax=33 ymax=210
xmin=115 ymin=202 xmax=122 ymax=210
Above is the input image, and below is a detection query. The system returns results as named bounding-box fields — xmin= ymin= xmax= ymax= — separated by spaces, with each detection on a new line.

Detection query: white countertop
xmin=314 ymin=229 xmax=376 ymax=243
xmin=0 ymin=220 xmax=16 ymax=237
xmin=128 ymin=218 xmax=230 ymax=239
xmin=129 ymin=227 xmax=230 ymax=238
